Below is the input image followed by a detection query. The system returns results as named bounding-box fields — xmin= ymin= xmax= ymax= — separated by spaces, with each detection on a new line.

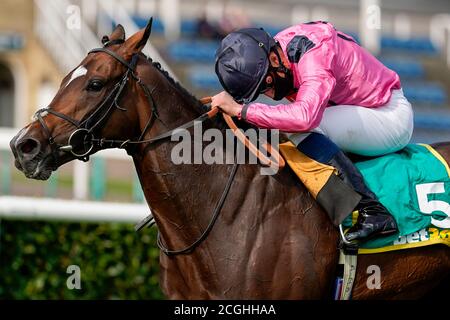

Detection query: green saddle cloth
xmin=342 ymin=144 xmax=450 ymax=253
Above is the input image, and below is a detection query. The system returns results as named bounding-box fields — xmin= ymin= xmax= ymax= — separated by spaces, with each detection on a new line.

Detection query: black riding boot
xmin=329 ymin=151 xmax=398 ymax=243
xmin=291 ymin=132 xmax=398 ymax=243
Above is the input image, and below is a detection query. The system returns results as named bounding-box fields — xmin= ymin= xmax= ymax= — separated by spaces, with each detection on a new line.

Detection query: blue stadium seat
xmin=414 ymin=113 xmax=450 ymax=130
xmin=133 ymin=17 xmax=199 ymax=36
xmin=341 ymin=32 xmax=436 ymax=54
xmin=186 ymin=67 xmax=221 ymax=90
xmin=133 ymin=18 xmax=437 ymax=56
xmin=381 ymin=36 xmax=437 ymax=54
xmin=379 ymin=58 xmax=425 ymax=79
xmin=180 ymin=20 xmax=198 ymax=36
xmin=258 ymin=24 xmax=286 ymax=36
xmin=403 ymin=83 xmax=447 ymax=105
xmin=225 ymin=24 xmax=437 ymax=55
xmin=134 ymin=16 xmax=165 ymax=33
xmin=167 ymin=40 xmax=219 ymax=62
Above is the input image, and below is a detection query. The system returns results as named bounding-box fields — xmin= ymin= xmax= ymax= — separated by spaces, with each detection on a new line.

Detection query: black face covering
xmin=265 ymin=48 xmax=295 ymax=100
xmin=270 ymin=68 xmax=294 ymax=100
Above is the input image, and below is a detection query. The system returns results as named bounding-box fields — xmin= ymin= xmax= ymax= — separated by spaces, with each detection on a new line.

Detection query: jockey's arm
xmin=240 ymin=43 xmax=336 ymax=132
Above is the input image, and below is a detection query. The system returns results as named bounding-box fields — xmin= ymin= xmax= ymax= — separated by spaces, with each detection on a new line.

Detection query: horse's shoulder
xmin=431 ymin=142 xmax=450 ymax=162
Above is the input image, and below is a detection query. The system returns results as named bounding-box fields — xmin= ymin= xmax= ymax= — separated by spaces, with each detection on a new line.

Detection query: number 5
xmin=416 ymin=182 xmax=450 ymax=228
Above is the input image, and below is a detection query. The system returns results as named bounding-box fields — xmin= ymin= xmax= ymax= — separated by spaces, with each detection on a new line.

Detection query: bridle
xmin=34 ymin=44 xmax=223 ymax=164
xmin=34 ymin=43 xmax=164 ymax=162
xmin=33 ymin=41 xmax=284 ymax=256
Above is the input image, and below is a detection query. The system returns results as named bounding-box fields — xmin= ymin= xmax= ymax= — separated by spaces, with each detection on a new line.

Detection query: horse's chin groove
xmin=36 ymin=171 xmax=52 ymax=181
xmin=21 ymin=153 xmax=57 ymax=181
xmin=26 ymin=169 xmax=52 ymax=181
xmin=14 ymin=159 xmax=23 ymax=171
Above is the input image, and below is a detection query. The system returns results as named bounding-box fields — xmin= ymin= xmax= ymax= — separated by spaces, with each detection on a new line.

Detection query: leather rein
xmin=33 ymin=44 xmax=284 ymax=256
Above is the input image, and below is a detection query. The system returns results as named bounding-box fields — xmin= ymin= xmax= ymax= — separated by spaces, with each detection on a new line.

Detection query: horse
xmin=9 ymin=20 xmax=450 ymax=299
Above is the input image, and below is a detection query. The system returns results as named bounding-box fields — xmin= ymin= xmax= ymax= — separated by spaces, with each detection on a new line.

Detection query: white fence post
xmin=430 ymin=14 xmax=450 ymax=69
xmin=160 ymin=0 xmax=180 ymax=41
xmin=394 ymin=13 xmax=411 ymax=40
xmin=359 ymin=0 xmax=381 ymax=55
xmin=291 ymin=5 xmax=309 ymax=25
xmin=73 ymin=161 xmax=90 ymax=200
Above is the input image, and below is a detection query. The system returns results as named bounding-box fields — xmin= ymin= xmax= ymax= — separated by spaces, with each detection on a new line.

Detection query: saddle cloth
xmin=280 ymin=142 xmax=450 ymax=254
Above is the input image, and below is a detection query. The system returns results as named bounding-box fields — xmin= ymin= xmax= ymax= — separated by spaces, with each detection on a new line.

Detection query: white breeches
xmin=288 ymin=89 xmax=414 ymax=156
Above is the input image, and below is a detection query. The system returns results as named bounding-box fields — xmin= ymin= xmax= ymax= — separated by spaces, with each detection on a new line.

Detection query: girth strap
xmin=336 ymin=249 xmax=358 ymax=300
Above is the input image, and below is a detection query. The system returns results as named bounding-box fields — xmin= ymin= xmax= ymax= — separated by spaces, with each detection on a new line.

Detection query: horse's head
xmin=10 ymin=20 xmax=154 ymax=180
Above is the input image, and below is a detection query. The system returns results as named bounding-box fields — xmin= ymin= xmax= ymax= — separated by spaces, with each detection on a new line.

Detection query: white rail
xmin=0 ymin=196 xmax=149 ymax=223
xmin=1 ymin=128 xmax=132 ymax=201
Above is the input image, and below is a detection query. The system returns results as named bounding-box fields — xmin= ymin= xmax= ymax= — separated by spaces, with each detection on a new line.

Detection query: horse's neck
xmin=131 ymin=80 xmax=233 ymax=253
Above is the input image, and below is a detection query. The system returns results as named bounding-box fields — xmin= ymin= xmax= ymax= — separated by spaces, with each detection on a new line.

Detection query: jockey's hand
xmin=211 ymin=91 xmax=243 ymax=117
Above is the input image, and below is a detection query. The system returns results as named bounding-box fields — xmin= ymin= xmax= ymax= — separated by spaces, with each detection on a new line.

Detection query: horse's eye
xmin=87 ymin=80 xmax=104 ymax=92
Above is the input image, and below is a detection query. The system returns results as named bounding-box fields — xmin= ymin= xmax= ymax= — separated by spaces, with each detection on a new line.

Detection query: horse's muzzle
xmin=10 ymin=129 xmax=53 ymax=180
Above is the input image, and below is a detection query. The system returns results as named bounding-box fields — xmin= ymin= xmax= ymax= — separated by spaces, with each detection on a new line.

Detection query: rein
xmin=198 ymin=98 xmax=285 ymax=169
xmin=33 ymin=44 xmax=285 ymax=256
xmin=157 ymin=160 xmax=239 ymax=255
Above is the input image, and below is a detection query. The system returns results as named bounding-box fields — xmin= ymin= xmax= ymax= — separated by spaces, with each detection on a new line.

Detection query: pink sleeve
xmin=242 ymin=42 xmax=336 ymax=132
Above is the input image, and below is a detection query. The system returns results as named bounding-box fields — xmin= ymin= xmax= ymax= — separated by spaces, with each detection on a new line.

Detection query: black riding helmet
xmin=215 ymin=28 xmax=277 ymax=104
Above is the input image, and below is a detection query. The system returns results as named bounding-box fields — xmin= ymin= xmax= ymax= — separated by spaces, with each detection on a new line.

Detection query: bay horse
xmin=9 ymin=21 xmax=450 ymax=299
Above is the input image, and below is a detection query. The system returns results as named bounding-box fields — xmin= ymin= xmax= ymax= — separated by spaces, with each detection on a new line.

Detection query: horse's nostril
xmin=19 ymin=139 xmax=39 ymax=155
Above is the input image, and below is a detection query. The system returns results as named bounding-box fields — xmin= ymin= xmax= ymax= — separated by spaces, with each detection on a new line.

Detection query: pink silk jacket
xmin=241 ymin=21 xmax=401 ymax=132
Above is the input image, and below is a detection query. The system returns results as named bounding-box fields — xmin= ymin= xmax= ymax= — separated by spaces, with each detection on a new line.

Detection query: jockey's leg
xmin=289 ymin=132 xmax=397 ymax=242
xmin=315 ymin=89 xmax=414 ymax=156
xmin=287 ymin=89 xmax=413 ymax=242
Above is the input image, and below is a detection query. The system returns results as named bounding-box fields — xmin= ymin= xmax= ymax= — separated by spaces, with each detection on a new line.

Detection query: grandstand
xmin=98 ymin=0 xmax=450 ymax=144
xmin=138 ymin=0 xmax=450 ymax=144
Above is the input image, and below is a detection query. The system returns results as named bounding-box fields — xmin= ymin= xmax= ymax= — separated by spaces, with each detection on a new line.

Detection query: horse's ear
xmin=109 ymin=24 xmax=126 ymax=42
xmin=135 ymin=17 xmax=153 ymax=51
xmin=123 ymin=18 xmax=152 ymax=54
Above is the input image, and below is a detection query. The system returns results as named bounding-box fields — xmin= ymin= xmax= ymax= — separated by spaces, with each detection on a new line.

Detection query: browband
xmin=88 ymin=47 xmax=135 ymax=70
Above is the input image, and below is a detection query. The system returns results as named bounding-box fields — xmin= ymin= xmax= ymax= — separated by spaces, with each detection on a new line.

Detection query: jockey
xmin=212 ymin=21 xmax=414 ymax=243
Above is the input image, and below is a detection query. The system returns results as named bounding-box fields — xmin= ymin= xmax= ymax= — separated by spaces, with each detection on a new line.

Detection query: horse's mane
xmin=143 ymin=54 xmax=251 ymax=131
xmin=144 ymin=56 xmax=208 ymax=114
